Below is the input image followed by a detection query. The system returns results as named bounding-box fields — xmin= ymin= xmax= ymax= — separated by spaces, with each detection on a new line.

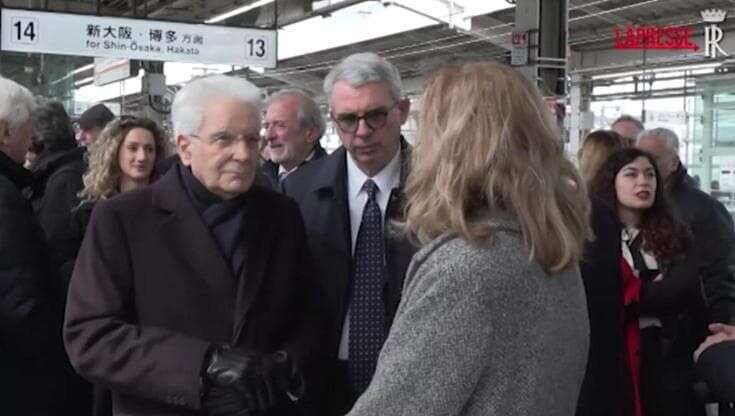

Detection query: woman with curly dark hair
xmin=577 ymin=148 xmax=708 ymax=416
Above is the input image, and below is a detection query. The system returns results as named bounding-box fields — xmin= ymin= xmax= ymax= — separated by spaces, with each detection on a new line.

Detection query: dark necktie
xmin=348 ymin=179 xmax=387 ymax=395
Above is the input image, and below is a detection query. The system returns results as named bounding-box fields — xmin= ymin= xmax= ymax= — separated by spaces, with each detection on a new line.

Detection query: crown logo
xmin=701 ymin=9 xmax=728 ymax=23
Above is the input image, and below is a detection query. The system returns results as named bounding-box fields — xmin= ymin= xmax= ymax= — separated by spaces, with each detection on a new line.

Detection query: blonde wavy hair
xmin=577 ymin=129 xmax=628 ymax=184
xmin=402 ymin=62 xmax=591 ymax=273
xmin=79 ymin=116 xmax=168 ymax=202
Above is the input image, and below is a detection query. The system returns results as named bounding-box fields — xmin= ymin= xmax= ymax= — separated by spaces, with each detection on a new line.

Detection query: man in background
xmin=76 ymin=103 xmax=114 ymax=146
xmin=262 ymin=89 xmax=326 ymax=186
xmin=611 ymin=114 xmax=644 ymax=146
xmin=637 ymin=127 xmax=735 ymax=323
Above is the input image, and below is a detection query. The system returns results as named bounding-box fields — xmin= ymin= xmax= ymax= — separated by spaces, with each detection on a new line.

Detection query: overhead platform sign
xmin=0 ymin=8 xmax=277 ymax=68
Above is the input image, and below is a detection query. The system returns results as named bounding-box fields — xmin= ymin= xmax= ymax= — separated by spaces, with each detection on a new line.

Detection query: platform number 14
xmin=11 ymin=18 xmax=38 ymax=44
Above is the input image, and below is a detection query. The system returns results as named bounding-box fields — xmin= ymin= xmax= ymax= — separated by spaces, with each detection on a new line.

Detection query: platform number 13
xmin=11 ymin=18 xmax=38 ymax=44
xmin=246 ymin=37 xmax=267 ymax=58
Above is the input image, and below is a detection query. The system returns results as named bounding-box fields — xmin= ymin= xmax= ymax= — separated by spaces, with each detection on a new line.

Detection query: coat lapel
xmin=232 ymin=186 xmax=277 ymax=343
xmin=310 ymin=148 xmax=352 ymax=315
xmin=151 ymin=167 xmax=235 ymax=296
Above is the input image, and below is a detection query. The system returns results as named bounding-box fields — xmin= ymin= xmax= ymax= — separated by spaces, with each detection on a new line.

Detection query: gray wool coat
xmin=347 ymin=217 xmax=590 ymax=416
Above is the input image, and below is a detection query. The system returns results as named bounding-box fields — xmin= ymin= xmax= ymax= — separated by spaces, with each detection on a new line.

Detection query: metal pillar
xmin=702 ymin=89 xmax=715 ymax=193
xmin=514 ymin=0 xmax=567 ymax=96
xmin=514 ymin=0 xmax=539 ymax=85
xmin=569 ymin=73 xmax=592 ymax=157
xmin=140 ymin=61 xmax=166 ymax=125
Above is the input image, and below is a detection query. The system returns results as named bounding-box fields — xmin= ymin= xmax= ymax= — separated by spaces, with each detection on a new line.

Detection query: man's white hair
xmin=172 ymin=75 xmax=263 ymax=137
xmin=637 ymin=127 xmax=680 ymax=153
xmin=323 ymin=52 xmax=403 ymax=103
xmin=266 ymin=88 xmax=326 ymax=139
xmin=0 ymin=76 xmax=35 ymax=130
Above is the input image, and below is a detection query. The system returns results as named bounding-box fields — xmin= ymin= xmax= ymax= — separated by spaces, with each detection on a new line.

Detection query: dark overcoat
xmin=64 ymin=167 xmax=325 ymax=416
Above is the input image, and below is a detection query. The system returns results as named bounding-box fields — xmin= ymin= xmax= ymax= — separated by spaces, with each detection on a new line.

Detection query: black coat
xmin=30 ymin=146 xmax=86 ymax=285
xmin=0 ymin=151 xmax=69 ymax=415
xmin=577 ymin=198 xmax=707 ymax=416
xmin=64 ymin=167 xmax=326 ymax=416
xmin=282 ymin=142 xmax=418 ymax=414
xmin=667 ymin=164 xmax=735 ymax=323
xmin=261 ymin=142 xmax=327 ymax=189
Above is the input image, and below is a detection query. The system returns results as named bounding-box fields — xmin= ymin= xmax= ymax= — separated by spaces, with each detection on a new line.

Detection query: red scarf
xmin=620 ymin=257 xmax=643 ymax=416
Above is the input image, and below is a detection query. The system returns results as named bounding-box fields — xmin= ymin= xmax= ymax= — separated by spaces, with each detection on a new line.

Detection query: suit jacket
xmin=261 ymin=143 xmax=327 ymax=190
xmin=281 ymin=141 xmax=417 ymax=358
xmin=64 ymin=167 xmax=325 ymax=416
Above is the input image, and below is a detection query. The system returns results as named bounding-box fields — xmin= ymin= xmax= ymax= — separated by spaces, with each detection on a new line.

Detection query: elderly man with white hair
xmin=637 ymin=127 xmax=735 ymax=324
xmin=0 ymin=76 xmax=69 ymax=414
xmin=64 ymin=75 xmax=325 ymax=416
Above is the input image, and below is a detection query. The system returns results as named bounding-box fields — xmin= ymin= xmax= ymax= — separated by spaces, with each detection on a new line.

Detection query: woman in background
xmin=73 ymin=116 xmax=167 ymax=238
xmin=347 ymin=62 xmax=591 ymax=416
xmin=577 ymin=129 xmax=628 ymax=184
xmin=578 ymin=148 xmax=705 ymax=416
xmin=70 ymin=115 xmax=168 ymax=416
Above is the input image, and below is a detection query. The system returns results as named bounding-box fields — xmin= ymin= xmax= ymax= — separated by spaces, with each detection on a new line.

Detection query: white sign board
xmin=511 ymin=30 xmax=528 ymax=66
xmin=1 ymin=8 xmax=277 ymax=68
xmin=94 ymin=57 xmax=136 ymax=86
xmin=645 ymin=110 xmax=687 ymax=125
xmin=720 ymin=165 xmax=735 ymax=191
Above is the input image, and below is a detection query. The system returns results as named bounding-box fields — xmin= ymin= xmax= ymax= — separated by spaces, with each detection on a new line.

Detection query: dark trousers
xmin=640 ymin=326 xmax=705 ymax=416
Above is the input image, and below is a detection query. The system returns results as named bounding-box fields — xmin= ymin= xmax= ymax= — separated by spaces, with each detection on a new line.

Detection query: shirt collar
xmin=277 ymin=148 xmax=316 ymax=176
xmin=347 ymin=143 xmax=401 ymax=199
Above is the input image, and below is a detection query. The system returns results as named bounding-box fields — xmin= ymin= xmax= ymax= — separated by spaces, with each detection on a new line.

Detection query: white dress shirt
xmin=338 ymin=147 xmax=402 ymax=360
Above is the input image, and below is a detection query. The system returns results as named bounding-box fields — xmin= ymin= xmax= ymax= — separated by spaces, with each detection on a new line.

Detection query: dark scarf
xmin=0 ymin=150 xmax=33 ymax=195
xmin=665 ymin=162 xmax=698 ymax=194
xmin=179 ymin=164 xmax=249 ymax=277
xmin=30 ymin=146 xmax=85 ymax=177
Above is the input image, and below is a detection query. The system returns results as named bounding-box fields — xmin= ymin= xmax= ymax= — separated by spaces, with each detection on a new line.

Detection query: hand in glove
xmin=202 ymin=346 xmax=299 ymax=415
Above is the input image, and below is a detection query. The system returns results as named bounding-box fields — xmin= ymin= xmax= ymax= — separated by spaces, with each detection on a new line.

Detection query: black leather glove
xmin=202 ymin=346 xmax=298 ymax=415
xmin=203 ymin=385 xmax=253 ymax=416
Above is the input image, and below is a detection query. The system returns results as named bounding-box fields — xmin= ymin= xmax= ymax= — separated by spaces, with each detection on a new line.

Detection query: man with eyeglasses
xmin=262 ymin=89 xmax=327 ymax=187
xmin=64 ymin=75 xmax=325 ymax=416
xmin=282 ymin=52 xmax=418 ymax=415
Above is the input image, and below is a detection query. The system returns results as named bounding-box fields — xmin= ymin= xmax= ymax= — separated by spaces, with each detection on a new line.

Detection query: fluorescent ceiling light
xmin=74 ymin=76 xmax=94 ymax=87
xmin=72 ymin=64 xmax=94 ymax=75
xmin=205 ymin=0 xmax=276 ymax=23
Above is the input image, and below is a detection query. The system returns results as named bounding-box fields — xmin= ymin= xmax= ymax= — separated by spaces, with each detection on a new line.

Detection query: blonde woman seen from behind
xmin=347 ymin=62 xmax=592 ymax=416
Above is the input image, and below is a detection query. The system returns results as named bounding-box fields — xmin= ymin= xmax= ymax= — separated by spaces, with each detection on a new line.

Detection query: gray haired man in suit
xmin=283 ymin=52 xmax=417 ymax=415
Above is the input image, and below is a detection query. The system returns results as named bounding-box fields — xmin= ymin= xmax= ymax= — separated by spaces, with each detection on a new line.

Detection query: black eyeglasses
xmin=332 ymin=102 xmax=398 ymax=133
